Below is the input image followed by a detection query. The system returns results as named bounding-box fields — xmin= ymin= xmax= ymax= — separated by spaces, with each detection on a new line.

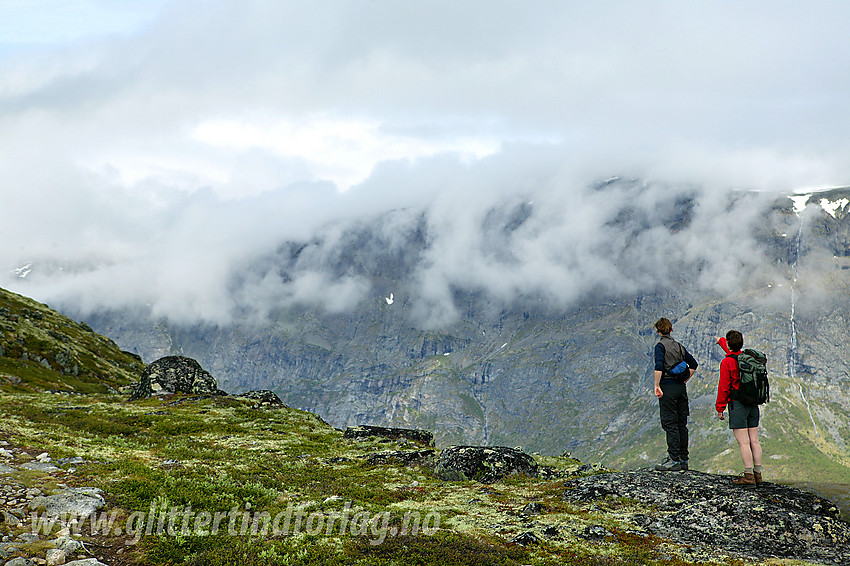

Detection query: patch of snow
xmin=501 ymin=343 xmax=508 ymax=349
xmin=443 ymin=353 xmax=450 ymax=356
xmin=789 ymin=195 xmax=810 ymax=215
xmin=820 ymin=197 xmax=849 ymax=218
xmin=385 ymin=293 xmax=394 ymax=305
xmin=14 ymin=263 xmax=32 ymax=278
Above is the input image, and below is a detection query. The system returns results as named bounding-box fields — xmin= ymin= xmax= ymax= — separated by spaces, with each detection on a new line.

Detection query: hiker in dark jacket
xmin=653 ymin=317 xmax=699 ymax=472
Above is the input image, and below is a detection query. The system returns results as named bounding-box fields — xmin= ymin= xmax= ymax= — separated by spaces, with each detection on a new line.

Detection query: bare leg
xmin=747 ymin=427 xmax=762 ymax=467
xmin=733 ymin=428 xmax=754 ymax=469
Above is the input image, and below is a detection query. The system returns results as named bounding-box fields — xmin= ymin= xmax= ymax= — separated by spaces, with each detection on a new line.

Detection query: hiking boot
xmin=654 ymin=457 xmax=683 ymax=472
xmin=753 ymin=471 xmax=763 ymax=484
xmin=680 ymin=460 xmax=689 ymax=471
xmin=732 ymin=472 xmax=756 ymax=485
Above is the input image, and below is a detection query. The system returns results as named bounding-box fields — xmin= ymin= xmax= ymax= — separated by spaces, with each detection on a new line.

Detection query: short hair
xmin=655 ymin=317 xmax=673 ymax=335
xmin=726 ymin=330 xmax=743 ymax=351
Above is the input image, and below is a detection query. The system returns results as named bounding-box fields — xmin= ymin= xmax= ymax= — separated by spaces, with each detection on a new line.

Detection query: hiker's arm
xmin=653 ymin=343 xmax=665 ymax=398
xmin=715 ymin=359 xmax=732 ymax=414
xmin=715 ymin=336 xmax=731 ymax=355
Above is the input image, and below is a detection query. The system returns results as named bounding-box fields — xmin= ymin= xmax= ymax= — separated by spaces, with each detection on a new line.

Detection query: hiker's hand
xmin=714 ymin=336 xmax=722 ymax=343
xmin=654 ymin=386 xmax=663 ymax=398
xmin=717 ymin=411 xmax=725 ymax=420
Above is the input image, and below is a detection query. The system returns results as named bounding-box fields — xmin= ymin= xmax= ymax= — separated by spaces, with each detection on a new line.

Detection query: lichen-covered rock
xmin=343 ymin=425 xmax=434 ymax=447
xmin=365 ymin=449 xmax=436 ymax=467
xmin=129 ymin=356 xmax=225 ymax=401
xmin=237 ymin=389 xmax=285 ymax=407
xmin=562 ymin=469 xmax=850 ymax=564
xmin=28 ymin=487 xmax=105 ymax=518
xmin=434 ymin=445 xmax=538 ymax=483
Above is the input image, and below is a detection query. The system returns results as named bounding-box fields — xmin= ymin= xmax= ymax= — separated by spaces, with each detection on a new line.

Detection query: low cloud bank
xmin=2 ymin=146 xmax=799 ymax=328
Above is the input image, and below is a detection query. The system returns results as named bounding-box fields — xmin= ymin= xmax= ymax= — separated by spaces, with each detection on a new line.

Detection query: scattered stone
xmin=65 ymin=560 xmax=109 ymax=566
xmin=562 ymin=469 xmax=850 ymax=564
xmin=53 ymin=539 xmax=80 ymax=556
xmin=511 ymin=531 xmax=540 ymax=546
xmin=236 ymin=390 xmax=284 ymax=407
xmin=343 ymin=425 xmax=434 ymax=447
xmin=129 ymin=356 xmax=226 ymax=401
xmin=5 ymin=557 xmax=31 ymax=566
xmin=581 ymin=525 xmax=612 ymax=540
xmin=0 ymin=464 xmax=15 ymax=475
xmin=45 ymin=549 xmax=66 ymax=565
xmin=542 ymin=525 xmax=559 ymax=538
xmin=20 ymin=462 xmax=59 ymax=473
xmin=54 ymin=458 xmax=85 ymax=468
xmin=28 ymin=488 xmax=105 ymax=518
xmin=365 ymin=450 xmax=435 ymax=467
xmin=519 ymin=502 xmax=545 ymax=516
xmin=434 ymin=446 xmax=539 ymax=483
xmin=324 ymin=457 xmax=352 ymax=465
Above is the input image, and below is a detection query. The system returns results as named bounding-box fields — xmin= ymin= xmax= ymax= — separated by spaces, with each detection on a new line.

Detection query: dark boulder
xmin=129 ymin=356 xmax=225 ymax=401
xmin=365 ymin=450 xmax=436 ymax=467
xmin=434 ymin=445 xmax=539 ymax=483
xmin=343 ymin=425 xmax=434 ymax=447
xmin=237 ymin=390 xmax=285 ymax=407
xmin=562 ymin=469 xmax=850 ymax=565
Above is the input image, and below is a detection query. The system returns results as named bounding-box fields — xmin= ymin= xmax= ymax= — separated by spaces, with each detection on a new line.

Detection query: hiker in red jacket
xmin=716 ymin=330 xmax=763 ymax=485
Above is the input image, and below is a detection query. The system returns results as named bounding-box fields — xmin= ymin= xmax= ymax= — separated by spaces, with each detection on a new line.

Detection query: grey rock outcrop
xmin=562 ymin=469 xmax=850 ymax=565
xmin=434 ymin=445 xmax=538 ymax=483
xmin=365 ymin=449 xmax=436 ymax=467
xmin=236 ymin=389 xmax=284 ymax=407
xmin=28 ymin=487 xmax=105 ymax=518
xmin=343 ymin=425 xmax=434 ymax=447
xmin=129 ymin=356 xmax=225 ymax=401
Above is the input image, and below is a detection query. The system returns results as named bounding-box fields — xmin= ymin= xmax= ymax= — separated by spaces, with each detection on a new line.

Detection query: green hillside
xmin=0 ymin=287 xmax=145 ymax=393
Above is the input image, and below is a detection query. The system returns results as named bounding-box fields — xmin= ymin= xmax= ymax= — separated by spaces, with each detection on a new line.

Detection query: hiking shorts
xmin=728 ymin=400 xmax=760 ymax=429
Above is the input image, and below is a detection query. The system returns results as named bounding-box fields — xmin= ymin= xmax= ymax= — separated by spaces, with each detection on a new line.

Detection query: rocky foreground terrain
xmin=2 ymin=285 xmax=850 ymax=565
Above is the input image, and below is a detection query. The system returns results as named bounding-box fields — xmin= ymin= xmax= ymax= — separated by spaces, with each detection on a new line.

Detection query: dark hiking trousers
xmin=659 ymin=380 xmax=689 ymax=462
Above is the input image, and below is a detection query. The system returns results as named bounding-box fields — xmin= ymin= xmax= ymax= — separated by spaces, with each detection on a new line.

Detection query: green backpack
xmin=729 ymin=349 xmax=769 ymax=406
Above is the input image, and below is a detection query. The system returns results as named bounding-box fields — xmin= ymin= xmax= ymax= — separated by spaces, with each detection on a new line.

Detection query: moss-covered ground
xmin=0 ymin=391 xmax=825 ymax=566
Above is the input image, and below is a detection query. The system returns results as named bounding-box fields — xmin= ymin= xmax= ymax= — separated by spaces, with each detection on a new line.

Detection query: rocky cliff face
xmin=80 ymin=185 xmax=850 ymax=482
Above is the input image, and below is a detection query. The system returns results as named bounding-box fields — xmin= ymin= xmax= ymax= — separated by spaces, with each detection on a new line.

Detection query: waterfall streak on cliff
xmin=799 ymin=383 xmax=819 ymax=437
xmin=789 ymin=211 xmax=819 ymax=436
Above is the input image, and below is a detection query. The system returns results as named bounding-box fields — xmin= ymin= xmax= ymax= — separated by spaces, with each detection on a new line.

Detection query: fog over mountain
xmin=0 ymin=153 xmax=800 ymax=329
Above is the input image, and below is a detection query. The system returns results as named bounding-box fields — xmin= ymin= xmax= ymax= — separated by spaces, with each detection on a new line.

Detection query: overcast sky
xmin=1 ymin=1 xmax=847 ymax=325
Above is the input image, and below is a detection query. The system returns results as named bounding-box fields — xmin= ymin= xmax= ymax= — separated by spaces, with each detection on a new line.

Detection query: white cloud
xmin=1 ymin=1 xmax=849 ymax=324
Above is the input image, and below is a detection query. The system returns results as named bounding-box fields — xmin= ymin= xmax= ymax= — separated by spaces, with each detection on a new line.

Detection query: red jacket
xmin=715 ymin=337 xmax=742 ymax=413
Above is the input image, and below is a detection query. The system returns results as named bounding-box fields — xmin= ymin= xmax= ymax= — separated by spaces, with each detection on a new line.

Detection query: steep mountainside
xmin=76 ymin=185 xmax=850 ymax=486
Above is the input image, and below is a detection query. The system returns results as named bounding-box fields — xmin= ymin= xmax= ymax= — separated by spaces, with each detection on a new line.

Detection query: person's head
xmin=726 ymin=330 xmax=743 ymax=351
xmin=654 ymin=317 xmax=673 ymax=335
